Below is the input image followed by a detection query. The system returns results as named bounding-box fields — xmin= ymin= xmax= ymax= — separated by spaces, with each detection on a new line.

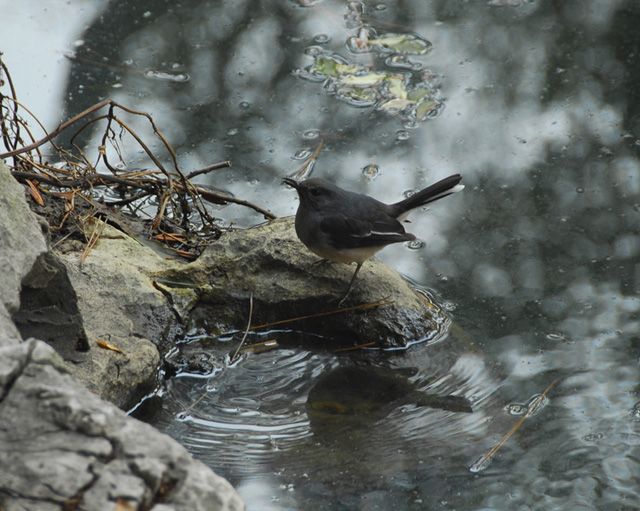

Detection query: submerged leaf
xmin=387 ymin=76 xmax=408 ymax=99
xmin=379 ymin=98 xmax=414 ymax=111
xmin=338 ymin=73 xmax=387 ymax=86
xmin=368 ymin=33 xmax=433 ymax=55
xmin=415 ymin=100 xmax=439 ymax=120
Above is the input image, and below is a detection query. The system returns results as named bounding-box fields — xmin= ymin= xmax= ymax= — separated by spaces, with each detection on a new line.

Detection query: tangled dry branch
xmin=0 ymin=54 xmax=275 ymax=258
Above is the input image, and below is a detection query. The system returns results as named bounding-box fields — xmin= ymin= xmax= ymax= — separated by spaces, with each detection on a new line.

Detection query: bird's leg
xmin=337 ymin=262 xmax=363 ymax=307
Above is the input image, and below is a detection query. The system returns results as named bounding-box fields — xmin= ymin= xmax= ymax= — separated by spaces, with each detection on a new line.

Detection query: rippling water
xmin=150 ymin=323 xmax=509 ymax=509
xmin=148 ymin=299 xmax=640 ymax=510
xmin=159 ymin=348 xmax=321 ymax=473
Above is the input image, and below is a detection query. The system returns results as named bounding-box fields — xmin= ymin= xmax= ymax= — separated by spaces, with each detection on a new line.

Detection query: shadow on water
xmin=146 ymin=323 xmax=501 ymax=510
xmin=54 ymin=0 xmax=640 ymax=509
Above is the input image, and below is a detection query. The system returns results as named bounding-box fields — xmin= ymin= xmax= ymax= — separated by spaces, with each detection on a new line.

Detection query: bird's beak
xmin=282 ymin=177 xmax=301 ymax=189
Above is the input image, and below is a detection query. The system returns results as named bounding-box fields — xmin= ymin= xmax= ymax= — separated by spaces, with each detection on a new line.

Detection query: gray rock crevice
xmin=0 ymin=339 xmax=244 ymax=511
xmin=0 ymin=339 xmax=41 ymax=403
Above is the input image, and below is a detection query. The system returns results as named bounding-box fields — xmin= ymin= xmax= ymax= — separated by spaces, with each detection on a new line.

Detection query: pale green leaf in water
xmin=336 ymin=86 xmax=378 ymax=107
xmin=407 ymin=86 xmax=431 ymax=102
xmin=379 ymin=98 xmax=414 ymax=111
xmin=312 ymin=57 xmax=360 ymax=78
xmin=387 ymin=76 xmax=408 ymax=99
xmin=416 ymin=100 xmax=438 ymax=120
xmin=368 ymin=34 xmax=432 ymax=55
xmin=335 ymin=63 xmax=361 ymax=75
xmin=369 ymin=35 xmax=408 ymax=48
xmin=339 ymin=73 xmax=387 ymax=86
xmin=313 ymin=56 xmax=338 ymax=77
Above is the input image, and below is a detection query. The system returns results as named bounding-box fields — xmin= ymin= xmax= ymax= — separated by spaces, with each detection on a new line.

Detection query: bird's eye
xmin=310 ymin=187 xmax=321 ymax=196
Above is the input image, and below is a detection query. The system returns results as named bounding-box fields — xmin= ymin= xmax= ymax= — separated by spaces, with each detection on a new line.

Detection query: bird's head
xmin=282 ymin=177 xmax=342 ymax=212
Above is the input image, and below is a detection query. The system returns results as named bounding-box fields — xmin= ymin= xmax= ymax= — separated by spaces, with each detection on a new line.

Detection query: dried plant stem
xmin=231 ymin=294 xmax=254 ymax=363
xmin=1 ymin=57 xmax=275 ymax=256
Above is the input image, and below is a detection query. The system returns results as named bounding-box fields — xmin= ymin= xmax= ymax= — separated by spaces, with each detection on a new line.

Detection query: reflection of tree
xmin=610 ymin=6 xmax=640 ymax=141
xmin=65 ymin=1 xmax=297 ymax=165
xmin=64 ymin=0 xmax=640 ymax=343
xmin=65 ymin=2 xmax=451 ymax=183
xmin=411 ymin=1 xmax=639 ymax=340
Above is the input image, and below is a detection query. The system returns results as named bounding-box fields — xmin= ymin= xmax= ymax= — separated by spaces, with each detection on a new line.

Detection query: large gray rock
xmin=0 ymin=161 xmax=50 ymax=315
xmin=59 ymin=222 xmax=185 ymax=354
xmin=12 ymin=249 xmax=88 ymax=353
xmin=174 ymin=217 xmax=446 ymax=349
xmin=0 ymin=339 xmax=244 ymax=511
xmin=0 ymin=303 xmax=21 ymax=348
xmin=58 ymin=223 xmax=183 ymax=407
xmin=0 ymin=161 xmax=244 ymax=511
xmin=0 ymin=162 xmax=160 ymax=409
xmin=0 ymin=160 xmax=88 ymax=359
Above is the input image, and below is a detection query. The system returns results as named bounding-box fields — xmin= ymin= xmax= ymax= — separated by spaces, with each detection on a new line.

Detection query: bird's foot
xmin=312 ymin=258 xmax=333 ymax=267
xmin=335 ymin=262 xmax=363 ymax=308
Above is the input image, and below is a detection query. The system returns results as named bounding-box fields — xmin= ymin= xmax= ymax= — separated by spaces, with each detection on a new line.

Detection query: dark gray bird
xmin=282 ymin=174 xmax=463 ymax=304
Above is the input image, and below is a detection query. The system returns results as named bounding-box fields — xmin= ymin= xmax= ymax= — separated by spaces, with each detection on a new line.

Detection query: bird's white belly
xmin=306 ymin=242 xmax=384 ymax=264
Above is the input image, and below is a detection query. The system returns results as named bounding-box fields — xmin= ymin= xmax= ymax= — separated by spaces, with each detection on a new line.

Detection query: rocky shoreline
xmin=0 ymin=160 xmax=447 ymax=510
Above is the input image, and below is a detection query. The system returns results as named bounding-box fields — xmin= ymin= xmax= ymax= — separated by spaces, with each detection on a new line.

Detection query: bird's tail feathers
xmin=392 ymin=174 xmax=463 ymax=218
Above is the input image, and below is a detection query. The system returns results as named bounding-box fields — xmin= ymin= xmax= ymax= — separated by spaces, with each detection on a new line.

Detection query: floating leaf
xmin=295 ymin=33 xmax=442 ymax=124
xmin=335 ymin=86 xmax=378 ymax=107
xmin=368 ymin=33 xmax=433 ymax=55
xmin=345 ymin=27 xmax=371 ymax=52
xmin=407 ymin=85 xmax=432 ymax=102
xmin=379 ymin=98 xmax=414 ymax=111
xmin=387 ymin=76 xmax=408 ymax=99
xmin=370 ymin=35 xmax=409 ymax=48
xmin=315 ymin=57 xmax=338 ymax=76
xmin=310 ymin=56 xmax=359 ymax=78
xmin=338 ymin=73 xmax=387 ymax=86
xmin=335 ymin=62 xmax=360 ymax=75
xmin=415 ymin=100 xmax=439 ymax=120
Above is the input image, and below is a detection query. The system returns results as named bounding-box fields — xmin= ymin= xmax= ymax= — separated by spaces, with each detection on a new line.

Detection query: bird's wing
xmin=319 ymin=213 xmax=415 ymax=249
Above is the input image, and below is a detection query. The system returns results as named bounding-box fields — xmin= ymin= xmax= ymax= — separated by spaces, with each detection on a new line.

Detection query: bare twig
xmin=223 ymin=296 xmax=393 ymax=336
xmin=231 ymin=294 xmax=254 ymax=363
xmin=0 ymin=98 xmax=112 ymax=159
xmin=469 ymin=378 xmax=561 ymax=473
xmin=10 ymin=170 xmax=158 ymax=191
xmin=82 ymin=217 xmax=108 ymax=265
xmin=186 ymin=161 xmax=232 ymax=180
xmin=192 ymin=185 xmax=276 ymax=220
xmin=1 ymin=58 xmax=275 ymax=254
